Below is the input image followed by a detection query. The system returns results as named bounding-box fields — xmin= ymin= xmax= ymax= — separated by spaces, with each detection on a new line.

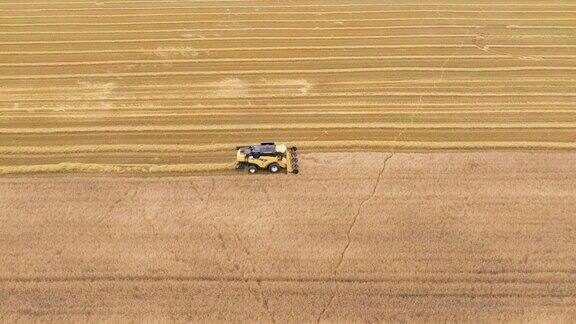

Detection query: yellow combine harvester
xmin=236 ymin=142 xmax=299 ymax=174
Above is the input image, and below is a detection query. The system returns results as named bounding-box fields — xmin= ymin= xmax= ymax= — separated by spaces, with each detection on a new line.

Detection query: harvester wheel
xmin=247 ymin=165 xmax=258 ymax=174
xmin=268 ymin=163 xmax=280 ymax=173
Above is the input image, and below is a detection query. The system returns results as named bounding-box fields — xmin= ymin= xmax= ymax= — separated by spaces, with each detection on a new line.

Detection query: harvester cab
xmin=236 ymin=142 xmax=299 ymax=174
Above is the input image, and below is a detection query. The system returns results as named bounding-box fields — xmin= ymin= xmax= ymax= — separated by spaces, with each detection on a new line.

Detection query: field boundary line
xmin=2 ymin=141 xmax=576 ymax=156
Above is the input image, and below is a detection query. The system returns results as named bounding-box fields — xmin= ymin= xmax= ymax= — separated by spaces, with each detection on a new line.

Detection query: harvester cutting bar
xmin=287 ymin=147 xmax=299 ymax=174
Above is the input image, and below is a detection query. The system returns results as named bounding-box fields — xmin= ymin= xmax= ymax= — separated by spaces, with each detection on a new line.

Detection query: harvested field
xmin=1 ymin=0 xmax=576 ymax=171
xmin=1 ymin=152 xmax=575 ymax=322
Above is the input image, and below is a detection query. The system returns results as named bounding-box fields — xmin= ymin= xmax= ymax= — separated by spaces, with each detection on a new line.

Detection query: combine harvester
xmin=235 ymin=142 xmax=299 ymax=174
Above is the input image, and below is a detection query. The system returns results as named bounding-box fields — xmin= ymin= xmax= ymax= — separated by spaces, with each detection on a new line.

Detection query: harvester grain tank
xmin=235 ymin=142 xmax=299 ymax=174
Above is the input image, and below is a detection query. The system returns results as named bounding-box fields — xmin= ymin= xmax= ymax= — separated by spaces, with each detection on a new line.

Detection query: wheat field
xmin=1 ymin=1 xmax=576 ymax=322
xmin=1 ymin=0 xmax=576 ymax=172
xmin=1 ymin=152 xmax=575 ymax=322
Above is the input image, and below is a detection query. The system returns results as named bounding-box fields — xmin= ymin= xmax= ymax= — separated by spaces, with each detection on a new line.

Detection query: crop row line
xmin=0 ymin=34 xmax=491 ymax=46
xmin=2 ymin=8 xmax=576 ymax=14
xmin=2 ymin=79 xmax=574 ymax=90
xmin=2 ymin=40 xmax=576 ymax=50
xmin=4 ymin=26 xmax=576 ymax=35
xmin=3 ymin=92 xmax=576 ymax=103
xmin=2 ymin=122 xmax=576 ymax=135
xmin=5 ymin=55 xmax=576 ymax=67
xmin=2 ymin=2 xmax=575 ymax=7
xmin=4 ymin=109 xmax=576 ymax=119
xmin=2 ymin=102 xmax=574 ymax=110
xmin=2 ymin=140 xmax=576 ymax=155
xmin=2 ymin=44 xmax=575 ymax=56
xmin=2 ymin=67 xmax=576 ymax=81
xmin=1 ymin=17 xmax=575 ymax=24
